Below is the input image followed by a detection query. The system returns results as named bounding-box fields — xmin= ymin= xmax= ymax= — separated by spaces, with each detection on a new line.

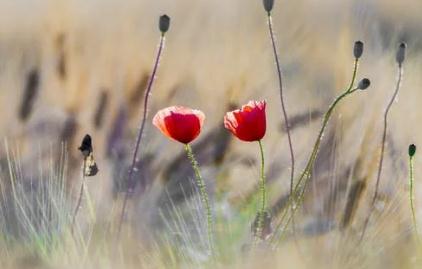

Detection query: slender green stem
xmin=271 ymin=59 xmax=360 ymax=244
xmin=409 ymin=154 xmax=418 ymax=237
xmin=185 ymin=144 xmax=214 ymax=254
xmin=360 ymin=62 xmax=404 ymax=242
xmin=256 ymin=140 xmax=267 ymax=239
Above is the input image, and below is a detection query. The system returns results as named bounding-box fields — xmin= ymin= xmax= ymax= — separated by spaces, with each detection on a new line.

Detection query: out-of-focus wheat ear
xmin=55 ymin=33 xmax=67 ymax=80
xmin=360 ymin=42 xmax=407 ymax=242
xmin=117 ymin=14 xmax=171 ymax=241
xmin=340 ymin=180 xmax=366 ymax=230
xmin=408 ymin=144 xmax=418 ymax=238
xmin=93 ymin=89 xmax=109 ymax=129
xmin=60 ymin=113 xmax=78 ymax=147
xmin=18 ymin=68 xmax=40 ymax=122
xmin=128 ymin=73 xmax=149 ymax=116
xmin=105 ymin=106 xmax=127 ymax=159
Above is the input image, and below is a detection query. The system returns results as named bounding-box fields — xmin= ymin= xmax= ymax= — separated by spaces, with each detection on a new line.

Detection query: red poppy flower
xmin=153 ymin=106 xmax=205 ymax=144
xmin=224 ymin=100 xmax=266 ymax=142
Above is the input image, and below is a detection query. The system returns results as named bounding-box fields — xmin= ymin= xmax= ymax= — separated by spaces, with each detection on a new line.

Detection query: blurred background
xmin=0 ymin=0 xmax=421 ymax=267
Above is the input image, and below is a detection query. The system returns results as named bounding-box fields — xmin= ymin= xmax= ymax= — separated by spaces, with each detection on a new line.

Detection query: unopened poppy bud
xmin=159 ymin=15 xmax=170 ymax=34
xmin=263 ymin=0 xmax=274 ymax=13
xmin=354 ymin=41 xmax=364 ymax=59
xmin=396 ymin=42 xmax=407 ymax=65
xmin=357 ymin=78 xmax=370 ymax=90
xmin=409 ymin=144 xmax=416 ymax=157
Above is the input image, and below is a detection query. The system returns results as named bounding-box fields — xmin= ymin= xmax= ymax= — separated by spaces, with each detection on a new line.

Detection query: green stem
xmin=271 ymin=59 xmax=360 ymax=243
xmin=256 ymin=140 xmax=267 ymax=239
xmin=409 ymin=155 xmax=419 ymax=237
xmin=185 ymin=144 xmax=214 ymax=254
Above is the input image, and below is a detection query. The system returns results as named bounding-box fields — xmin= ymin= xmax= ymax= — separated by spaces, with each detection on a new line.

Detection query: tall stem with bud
xmin=117 ymin=15 xmax=171 ymax=240
xmin=360 ymin=43 xmax=407 ymax=242
xmin=271 ymin=41 xmax=369 ymax=243
xmin=263 ymin=0 xmax=295 ymax=196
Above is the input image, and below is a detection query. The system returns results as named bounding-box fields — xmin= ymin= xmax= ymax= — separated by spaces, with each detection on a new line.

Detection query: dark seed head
xmin=159 ymin=15 xmax=170 ymax=34
xmin=396 ymin=42 xmax=407 ymax=65
xmin=354 ymin=41 xmax=364 ymax=59
xmin=263 ymin=0 xmax=274 ymax=13
xmin=78 ymin=134 xmax=93 ymax=157
xmin=357 ymin=78 xmax=371 ymax=90
xmin=409 ymin=144 xmax=416 ymax=157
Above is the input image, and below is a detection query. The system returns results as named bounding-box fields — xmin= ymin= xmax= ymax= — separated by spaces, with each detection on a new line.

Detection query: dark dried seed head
xmin=263 ymin=0 xmax=274 ymax=13
xmin=353 ymin=41 xmax=364 ymax=59
xmin=357 ymin=78 xmax=371 ymax=90
xmin=159 ymin=15 xmax=170 ymax=34
xmin=79 ymin=134 xmax=93 ymax=157
xmin=396 ymin=42 xmax=407 ymax=65
xmin=409 ymin=144 xmax=416 ymax=157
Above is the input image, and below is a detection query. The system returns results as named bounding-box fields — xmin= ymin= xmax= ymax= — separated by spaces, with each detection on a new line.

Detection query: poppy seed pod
xmin=263 ymin=0 xmax=274 ymax=13
xmin=354 ymin=41 xmax=364 ymax=59
xmin=159 ymin=15 xmax=170 ymax=34
xmin=357 ymin=78 xmax=371 ymax=90
xmin=396 ymin=42 xmax=407 ymax=65
xmin=409 ymin=144 xmax=416 ymax=157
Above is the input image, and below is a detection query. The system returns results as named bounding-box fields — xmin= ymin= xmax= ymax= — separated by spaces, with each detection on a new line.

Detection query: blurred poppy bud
xmin=263 ymin=0 xmax=274 ymax=13
xmin=354 ymin=41 xmax=364 ymax=59
xmin=409 ymin=144 xmax=416 ymax=157
xmin=357 ymin=78 xmax=370 ymax=90
xmin=396 ymin=42 xmax=407 ymax=65
xmin=159 ymin=15 xmax=170 ymax=34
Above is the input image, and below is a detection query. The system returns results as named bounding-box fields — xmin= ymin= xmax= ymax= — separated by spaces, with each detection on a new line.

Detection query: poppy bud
xmin=263 ymin=0 xmax=274 ymax=13
xmin=354 ymin=41 xmax=364 ymax=59
xmin=409 ymin=144 xmax=416 ymax=157
xmin=396 ymin=42 xmax=407 ymax=65
xmin=159 ymin=15 xmax=170 ymax=34
xmin=357 ymin=78 xmax=370 ymax=90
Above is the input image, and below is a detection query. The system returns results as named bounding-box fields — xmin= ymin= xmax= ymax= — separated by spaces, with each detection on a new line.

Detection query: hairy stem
xmin=271 ymin=59 xmax=359 ymax=243
xmin=116 ymin=35 xmax=166 ymax=240
xmin=256 ymin=140 xmax=267 ymax=240
xmin=185 ymin=144 xmax=214 ymax=255
xmin=409 ymin=154 xmax=418 ymax=237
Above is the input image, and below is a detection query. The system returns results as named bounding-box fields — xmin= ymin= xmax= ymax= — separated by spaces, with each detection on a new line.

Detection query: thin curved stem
xmin=360 ymin=63 xmax=403 ymax=242
xmin=185 ymin=144 xmax=214 ymax=255
xmin=409 ymin=154 xmax=418 ymax=237
xmin=71 ymin=158 xmax=86 ymax=234
xmin=271 ymin=59 xmax=359 ymax=244
xmin=267 ymin=14 xmax=295 ymax=196
xmin=117 ymin=34 xmax=166 ymax=240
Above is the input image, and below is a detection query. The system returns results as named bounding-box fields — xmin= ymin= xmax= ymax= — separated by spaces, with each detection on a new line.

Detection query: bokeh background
xmin=0 ymin=0 xmax=421 ymax=268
